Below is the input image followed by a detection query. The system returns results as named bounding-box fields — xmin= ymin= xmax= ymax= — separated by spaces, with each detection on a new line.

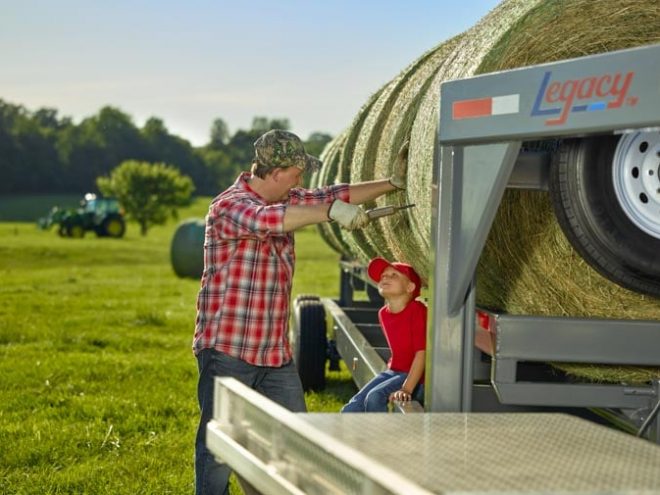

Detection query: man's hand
xmin=389 ymin=140 xmax=409 ymax=190
xmin=328 ymin=200 xmax=370 ymax=230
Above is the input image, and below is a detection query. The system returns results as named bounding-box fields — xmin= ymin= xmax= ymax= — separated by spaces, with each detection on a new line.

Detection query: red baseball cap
xmin=367 ymin=257 xmax=422 ymax=299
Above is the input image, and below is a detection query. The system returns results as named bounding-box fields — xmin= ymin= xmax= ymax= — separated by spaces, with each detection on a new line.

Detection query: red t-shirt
xmin=378 ymin=300 xmax=427 ymax=379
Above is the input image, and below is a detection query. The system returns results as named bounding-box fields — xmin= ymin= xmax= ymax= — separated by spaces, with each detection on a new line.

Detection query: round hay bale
xmin=375 ymin=34 xmax=464 ymax=269
xmin=399 ymin=0 xmax=545 ymax=279
xmin=315 ymin=130 xmax=352 ymax=256
xmin=170 ymin=218 xmax=205 ymax=279
xmin=470 ymin=0 xmax=660 ymax=382
xmin=469 ymin=0 xmax=660 ymax=317
xmin=335 ymin=88 xmax=388 ymax=263
xmin=351 ymin=40 xmax=465 ymax=266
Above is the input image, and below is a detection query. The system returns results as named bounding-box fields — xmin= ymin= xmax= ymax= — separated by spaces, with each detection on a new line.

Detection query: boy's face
xmin=378 ymin=266 xmax=415 ymax=299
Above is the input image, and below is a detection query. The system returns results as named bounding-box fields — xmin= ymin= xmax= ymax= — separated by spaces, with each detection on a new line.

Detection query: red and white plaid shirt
xmin=193 ymin=172 xmax=349 ymax=366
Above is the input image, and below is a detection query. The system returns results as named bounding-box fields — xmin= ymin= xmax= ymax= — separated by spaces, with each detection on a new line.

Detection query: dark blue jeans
xmin=195 ymin=349 xmax=306 ymax=495
xmin=340 ymin=369 xmax=424 ymax=412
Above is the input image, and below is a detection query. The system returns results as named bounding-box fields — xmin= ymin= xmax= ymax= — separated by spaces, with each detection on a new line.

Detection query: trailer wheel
xmin=294 ymin=294 xmax=321 ymax=306
xmin=549 ymin=133 xmax=660 ymax=297
xmin=292 ymin=299 xmax=327 ymax=391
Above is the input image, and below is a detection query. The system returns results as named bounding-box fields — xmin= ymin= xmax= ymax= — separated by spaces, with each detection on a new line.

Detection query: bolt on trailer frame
xmin=206 ymin=45 xmax=660 ymax=494
xmin=429 ymin=43 xmax=660 ymax=440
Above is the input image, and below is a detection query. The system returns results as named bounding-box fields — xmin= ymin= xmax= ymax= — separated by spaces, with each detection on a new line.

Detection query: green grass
xmin=0 ymin=197 xmax=356 ymax=494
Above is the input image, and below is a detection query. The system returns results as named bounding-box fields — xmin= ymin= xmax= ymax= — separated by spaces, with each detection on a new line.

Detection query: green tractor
xmin=38 ymin=193 xmax=126 ymax=239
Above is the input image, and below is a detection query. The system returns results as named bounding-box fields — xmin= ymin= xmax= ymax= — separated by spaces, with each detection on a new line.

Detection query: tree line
xmin=0 ymin=99 xmax=332 ymax=196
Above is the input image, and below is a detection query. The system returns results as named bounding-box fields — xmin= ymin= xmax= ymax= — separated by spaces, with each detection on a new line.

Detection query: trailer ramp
xmin=208 ymin=378 xmax=660 ymax=495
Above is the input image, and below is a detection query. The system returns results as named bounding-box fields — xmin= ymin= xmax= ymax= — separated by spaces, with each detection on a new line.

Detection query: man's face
xmin=274 ymin=166 xmax=304 ymax=200
xmin=378 ymin=266 xmax=414 ymax=298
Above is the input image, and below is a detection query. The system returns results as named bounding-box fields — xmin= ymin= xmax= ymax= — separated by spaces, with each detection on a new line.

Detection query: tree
xmin=304 ymin=132 xmax=333 ymax=159
xmin=97 ymin=160 xmax=194 ymax=236
xmin=209 ymin=118 xmax=230 ymax=148
xmin=250 ymin=116 xmax=290 ymax=133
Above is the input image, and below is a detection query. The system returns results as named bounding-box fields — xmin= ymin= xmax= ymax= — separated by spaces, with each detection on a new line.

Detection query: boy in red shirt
xmin=341 ymin=257 xmax=426 ymax=412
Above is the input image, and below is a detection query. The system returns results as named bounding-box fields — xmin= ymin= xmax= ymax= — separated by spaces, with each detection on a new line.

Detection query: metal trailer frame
xmin=428 ymin=43 xmax=660 ymax=439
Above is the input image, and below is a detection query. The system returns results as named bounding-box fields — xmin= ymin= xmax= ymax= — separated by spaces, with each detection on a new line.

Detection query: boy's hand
xmin=389 ymin=140 xmax=409 ymax=190
xmin=328 ymin=200 xmax=370 ymax=230
xmin=389 ymin=389 xmax=412 ymax=402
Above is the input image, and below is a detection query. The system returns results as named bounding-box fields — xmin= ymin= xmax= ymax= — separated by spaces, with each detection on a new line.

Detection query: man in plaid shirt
xmin=194 ymin=129 xmax=407 ymax=495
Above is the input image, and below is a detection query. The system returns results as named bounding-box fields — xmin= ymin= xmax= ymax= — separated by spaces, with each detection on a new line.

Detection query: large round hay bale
xmin=351 ymin=40 xmax=463 ymax=266
xmin=315 ymin=130 xmax=352 ymax=256
xmin=334 ymin=88 xmax=388 ymax=263
xmin=314 ymin=0 xmax=660 ymax=382
xmin=399 ymin=0 xmax=545 ymax=277
xmin=171 ymin=218 xmax=205 ymax=279
xmin=374 ymin=34 xmax=464 ymax=268
xmin=469 ymin=0 xmax=660 ymax=316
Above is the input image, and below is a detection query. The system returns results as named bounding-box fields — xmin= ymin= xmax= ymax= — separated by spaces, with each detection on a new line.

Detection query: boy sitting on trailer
xmin=341 ymin=257 xmax=426 ymax=412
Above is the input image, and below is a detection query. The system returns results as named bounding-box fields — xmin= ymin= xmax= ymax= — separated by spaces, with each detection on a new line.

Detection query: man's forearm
xmin=282 ymin=204 xmax=331 ymax=232
xmin=348 ymin=179 xmax=397 ymax=204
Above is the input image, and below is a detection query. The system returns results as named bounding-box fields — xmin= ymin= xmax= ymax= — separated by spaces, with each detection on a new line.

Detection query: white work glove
xmin=328 ymin=200 xmax=370 ymax=230
xmin=389 ymin=140 xmax=409 ymax=190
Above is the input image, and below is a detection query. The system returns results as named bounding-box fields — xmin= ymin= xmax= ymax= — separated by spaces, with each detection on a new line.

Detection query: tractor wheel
xmin=67 ymin=224 xmax=85 ymax=239
xmin=292 ymin=299 xmax=327 ymax=391
xmin=549 ymin=133 xmax=660 ymax=297
xmin=101 ymin=215 xmax=126 ymax=238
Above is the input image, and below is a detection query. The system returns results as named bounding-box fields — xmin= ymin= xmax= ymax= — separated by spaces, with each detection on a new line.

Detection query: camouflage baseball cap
xmin=253 ymin=129 xmax=322 ymax=174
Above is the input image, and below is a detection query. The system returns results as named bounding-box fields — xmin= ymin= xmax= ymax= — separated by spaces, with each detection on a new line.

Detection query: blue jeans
xmin=340 ymin=370 xmax=424 ymax=413
xmin=195 ymin=348 xmax=306 ymax=495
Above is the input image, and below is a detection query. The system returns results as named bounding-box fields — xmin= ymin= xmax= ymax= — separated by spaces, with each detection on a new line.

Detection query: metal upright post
xmin=427 ymin=141 xmax=520 ymax=412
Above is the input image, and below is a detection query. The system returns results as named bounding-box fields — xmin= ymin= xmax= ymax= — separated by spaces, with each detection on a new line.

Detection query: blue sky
xmin=1 ymin=0 xmax=500 ymax=146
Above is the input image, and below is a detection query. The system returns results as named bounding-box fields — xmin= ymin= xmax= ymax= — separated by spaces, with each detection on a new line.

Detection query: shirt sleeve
xmin=211 ymin=196 xmax=286 ymax=241
xmin=288 ymin=183 xmax=350 ymax=206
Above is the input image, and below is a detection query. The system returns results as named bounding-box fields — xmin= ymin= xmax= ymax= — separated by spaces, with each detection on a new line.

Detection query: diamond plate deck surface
xmin=301 ymin=413 xmax=660 ymax=493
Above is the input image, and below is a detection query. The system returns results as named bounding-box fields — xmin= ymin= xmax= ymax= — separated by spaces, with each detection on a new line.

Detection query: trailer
xmin=207 ymin=44 xmax=660 ymax=493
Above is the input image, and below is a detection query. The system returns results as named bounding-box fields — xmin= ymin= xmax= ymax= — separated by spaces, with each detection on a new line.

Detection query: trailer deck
xmin=208 ymin=378 xmax=660 ymax=494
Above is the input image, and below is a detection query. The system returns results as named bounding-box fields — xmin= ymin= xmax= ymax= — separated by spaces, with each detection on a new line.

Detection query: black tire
xmin=294 ymin=294 xmax=321 ymax=307
xmin=100 ymin=215 xmax=126 ymax=238
xmin=549 ymin=135 xmax=660 ymax=297
xmin=66 ymin=223 xmax=85 ymax=239
xmin=292 ymin=300 xmax=327 ymax=391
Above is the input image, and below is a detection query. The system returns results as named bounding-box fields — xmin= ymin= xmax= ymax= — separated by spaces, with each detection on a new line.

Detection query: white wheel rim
xmin=612 ymin=130 xmax=660 ymax=240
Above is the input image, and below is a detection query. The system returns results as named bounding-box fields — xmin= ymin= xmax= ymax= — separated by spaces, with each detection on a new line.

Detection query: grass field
xmin=0 ymin=197 xmax=356 ymax=494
